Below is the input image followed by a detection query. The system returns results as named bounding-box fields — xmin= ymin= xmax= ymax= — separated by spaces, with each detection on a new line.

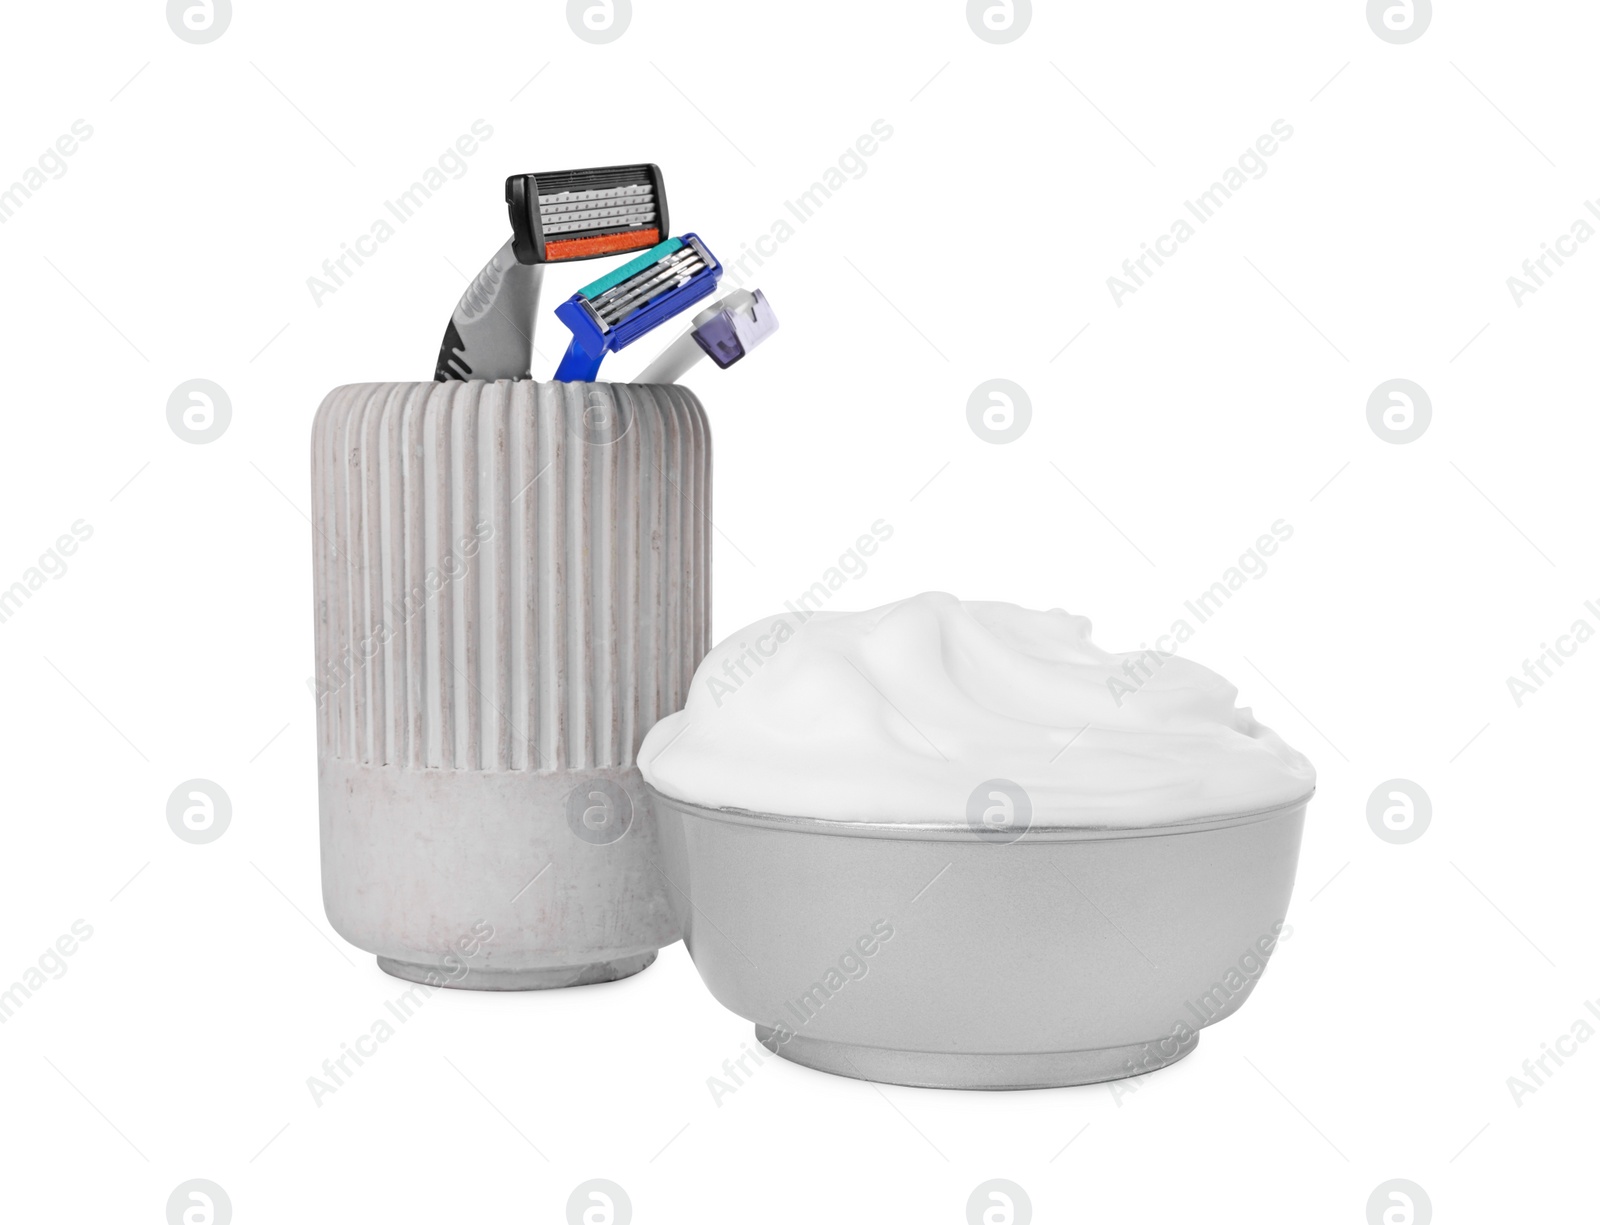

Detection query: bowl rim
xmin=646 ymin=786 xmax=1315 ymax=843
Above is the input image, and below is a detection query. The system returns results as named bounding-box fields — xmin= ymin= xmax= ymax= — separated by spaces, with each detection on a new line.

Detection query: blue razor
xmin=552 ymin=234 xmax=723 ymax=382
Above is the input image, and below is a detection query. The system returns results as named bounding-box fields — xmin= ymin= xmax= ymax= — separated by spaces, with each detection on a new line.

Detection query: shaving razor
xmin=434 ymin=163 xmax=669 ymax=382
xmin=551 ymin=234 xmax=723 ymax=383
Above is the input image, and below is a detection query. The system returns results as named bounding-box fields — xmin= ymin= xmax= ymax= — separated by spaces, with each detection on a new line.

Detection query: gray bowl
xmin=651 ymin=787 xmax=1310 ymax=1089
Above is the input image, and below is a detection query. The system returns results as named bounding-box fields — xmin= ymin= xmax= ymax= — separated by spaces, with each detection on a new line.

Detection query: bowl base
xmin=754 ymin=1025 xmax=1197 ymax=1090
xmin=377 ymin=951 xmax=656 ymax=991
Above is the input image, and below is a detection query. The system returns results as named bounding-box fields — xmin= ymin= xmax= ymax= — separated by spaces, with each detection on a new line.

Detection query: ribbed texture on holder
xmin=311 ymin=380 xmax=711 ymax=772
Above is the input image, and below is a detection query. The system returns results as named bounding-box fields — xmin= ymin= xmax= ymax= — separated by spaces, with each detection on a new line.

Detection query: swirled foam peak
xmin=638 ymin=592 xmax=1315 ymax=826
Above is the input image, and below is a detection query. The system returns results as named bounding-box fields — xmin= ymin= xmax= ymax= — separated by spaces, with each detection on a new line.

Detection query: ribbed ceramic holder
xmin=311 ymin=379 xmax=709 ymax=988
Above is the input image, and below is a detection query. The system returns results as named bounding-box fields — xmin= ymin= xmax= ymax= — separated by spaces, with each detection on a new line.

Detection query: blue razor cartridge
xmin=552 ymin=234 xmax=723 ymax=382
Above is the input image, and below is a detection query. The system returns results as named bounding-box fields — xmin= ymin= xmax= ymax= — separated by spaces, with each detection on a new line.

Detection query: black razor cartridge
xmin=506 ymin=164 xmax=668 ymax=265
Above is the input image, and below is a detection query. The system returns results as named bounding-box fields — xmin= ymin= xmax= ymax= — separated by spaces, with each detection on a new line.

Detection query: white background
xmin=1 ymin=1 xmax=1594 ymax=1221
